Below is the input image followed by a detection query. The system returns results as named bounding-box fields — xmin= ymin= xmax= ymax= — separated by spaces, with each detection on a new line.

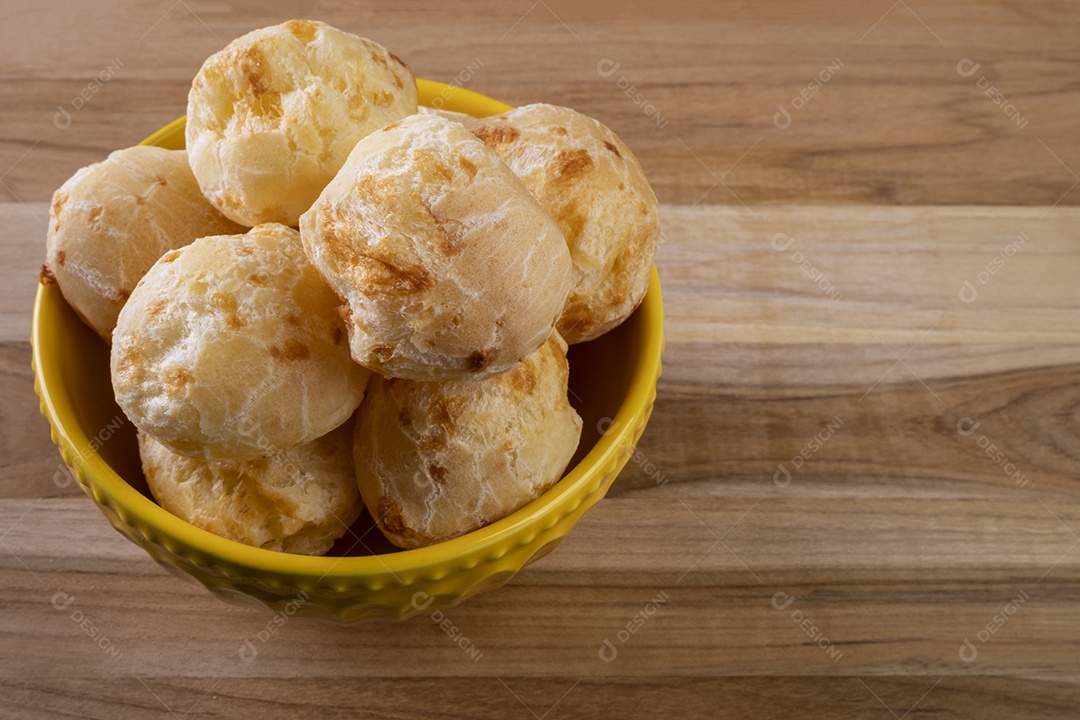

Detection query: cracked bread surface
xmin=139 ymin=417 xmax=361 ymax=555
xmin=186 ymin=19 xmax=417 ymax=227
xmin=471 ymin=104 xmax=659 ymax=343
xmin=354 ymin=332 xmax=582 ymax=549
xmin=46 ymin=146 xmax=244 ymax=340
xmin=112 ymin=223 xmax=369 ymax=461
xmin=301 ymin=113 xmax=572 ymax=381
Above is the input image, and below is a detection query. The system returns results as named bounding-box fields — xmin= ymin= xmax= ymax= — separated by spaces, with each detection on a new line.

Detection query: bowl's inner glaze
xmin=49 ymin=278 xmax=643 ymax=558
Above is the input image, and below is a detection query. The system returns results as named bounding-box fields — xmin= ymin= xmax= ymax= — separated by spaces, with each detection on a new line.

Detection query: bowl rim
xmin=32 ymin=79 xmax=664 ymax=582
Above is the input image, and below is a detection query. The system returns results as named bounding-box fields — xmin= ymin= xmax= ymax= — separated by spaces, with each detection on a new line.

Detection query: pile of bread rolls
xmin=45 ymin=20 xmax=658 ymax=554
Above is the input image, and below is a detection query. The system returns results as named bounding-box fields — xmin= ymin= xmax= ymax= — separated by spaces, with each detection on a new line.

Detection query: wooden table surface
xmin=3 ymin=1 xmax=1080 ymax=717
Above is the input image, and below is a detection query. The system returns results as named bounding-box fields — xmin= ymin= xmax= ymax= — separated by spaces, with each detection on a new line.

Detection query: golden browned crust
xmin=44 ymin=146 xmax=244 ymax=340
xmin=354 ymin=333 xmax=582 ymax=549
xmin=139 ymin=417 xmax=361 ymax=555
xmin=111 ymin=223 xmax=370 ymax=461
xmin=471 ymin=104 xmax=660 ymax=343
xmin=300 ymin=113 xmax=572 ymax=380
xmin=186 ymin=20 xmax=418 ymax=227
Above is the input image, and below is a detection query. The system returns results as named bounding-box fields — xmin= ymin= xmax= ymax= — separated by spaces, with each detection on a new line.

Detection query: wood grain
xmin=3 ymin=1 xmax=1080 ymax=718
xmin=4 ymin=677 xmax=1079 ymax=720
xmin=1 ymin=0 xmax=1079 ymax=206
xmin=6 ymin=201 xmax=1080 ymax=714
xmin=3 ymin=496 xmax=1080 ymax=685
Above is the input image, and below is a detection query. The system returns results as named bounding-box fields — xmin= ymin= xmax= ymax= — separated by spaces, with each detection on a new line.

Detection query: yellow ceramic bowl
xmin=31 ymin=80 xmax=663 ymax=622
